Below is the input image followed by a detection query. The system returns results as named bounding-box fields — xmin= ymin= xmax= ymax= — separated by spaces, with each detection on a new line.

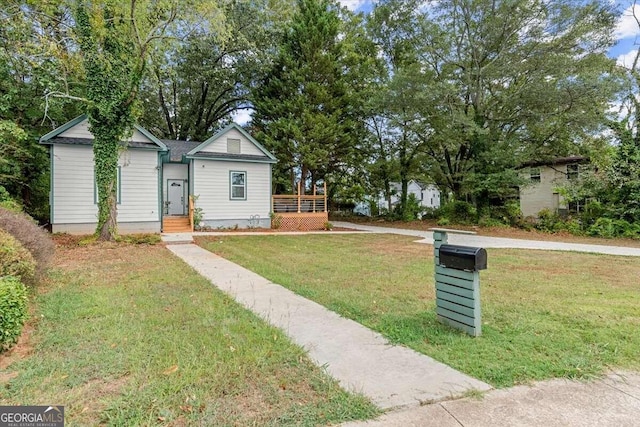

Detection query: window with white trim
xmin=230 ymin=171 xmax=246 ymax=200
xmin=567 ymin=163 xmax=579 ymax=180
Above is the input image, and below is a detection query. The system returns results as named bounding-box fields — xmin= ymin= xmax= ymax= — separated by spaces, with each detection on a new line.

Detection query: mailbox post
xmin=431 ymin=228 xmax=486 ymax=337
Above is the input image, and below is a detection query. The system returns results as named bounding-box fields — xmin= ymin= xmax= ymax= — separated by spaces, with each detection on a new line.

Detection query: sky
xmin=234 ymin=0 xmax=640 ymax=124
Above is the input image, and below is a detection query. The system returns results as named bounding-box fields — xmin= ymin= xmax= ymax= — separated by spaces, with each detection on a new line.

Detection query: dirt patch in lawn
xmin=363 ymin=234 xmax=432 ymax=257
xmin=0 ymin=323 xmax=35 ymax=371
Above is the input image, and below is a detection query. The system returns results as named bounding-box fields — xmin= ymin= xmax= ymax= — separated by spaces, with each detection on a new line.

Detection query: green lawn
xmin=197 ymin=233 xmax=640 ymax=388
xmin=0 ymin=239 xmax=378 ymax=426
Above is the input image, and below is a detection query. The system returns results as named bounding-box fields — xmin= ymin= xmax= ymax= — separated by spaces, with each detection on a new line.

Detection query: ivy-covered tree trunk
xmin=74 ymin=4 xmax=143 ymax=241
xmin=90 ymin=118 xmax=128 ymax=240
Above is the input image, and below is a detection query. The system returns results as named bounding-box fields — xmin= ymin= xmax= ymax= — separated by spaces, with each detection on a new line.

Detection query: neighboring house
xmin=518 ymin=156 xmax=588 ymax=218
xmin=40 ymin=115 xmax=276 ymax=234
xmin=376 ymin=180 xmax=441 ymax=212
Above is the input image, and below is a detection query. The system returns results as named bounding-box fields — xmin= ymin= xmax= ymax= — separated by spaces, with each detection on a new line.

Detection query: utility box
xmin=439 ymin=244 xmax=487 ymax=272
xmin=431 ymin=229 xmax=486 ymax=337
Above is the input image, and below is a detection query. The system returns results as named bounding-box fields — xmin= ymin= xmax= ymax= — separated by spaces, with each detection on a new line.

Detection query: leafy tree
xmin=0 ymin=1 xmax=82 ymax=221
xmin=68 ymin=0 xmax=229 ymax=240
xmin=251 ymin=0 xmax=372 ymax=195
xmin=364 ymin=0 xmax=439 ymax=216
xmin=424 ymin=0 xmax=617 ymax=206
xmin=140 ymin=0 xmax=293 ymax=141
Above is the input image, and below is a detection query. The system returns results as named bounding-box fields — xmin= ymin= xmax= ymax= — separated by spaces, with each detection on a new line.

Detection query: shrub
xmin=535 ymin=208 xmax=563 ymax=233
xmin=0 ymin=207 xmax=54 ymax=277
xmin=0 ymin=230 xmax=36 ymax=284
xmin=270 ymin=213 xmax=282 ymax=229
xmin=0 ymin=186 xmax=21 ymax=212
xmin=118 ymin=234 xmax=162 ymax=245
xmin=436 ymin=217 xmax=450 ymax=226
xmin=400 ymin=193 xmax=424 ymax=221
xmin=586 ymin=218 xmax=639 ymax=239
xmin=439 ymin=200 xmax=477 ymax=224
xmin=0 ymin=276 xmax=28 ymax=352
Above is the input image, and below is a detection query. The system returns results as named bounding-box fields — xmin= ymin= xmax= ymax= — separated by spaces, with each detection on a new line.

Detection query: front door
xmin=167 ymin=180 xmax=185 ymax=215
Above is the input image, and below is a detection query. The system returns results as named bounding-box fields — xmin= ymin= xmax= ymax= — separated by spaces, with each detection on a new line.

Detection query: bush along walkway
xmin=166 ymin=243 xmax=491 ymax=410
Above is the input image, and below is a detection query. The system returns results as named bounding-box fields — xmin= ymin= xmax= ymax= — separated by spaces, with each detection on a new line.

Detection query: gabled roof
xmin=39 ymin=114 xmax=168 ymax=151
xmin=162 ymin=139 xmax=201 ymax=162
xmin=185 ymin=123 xmax=277 ymax=163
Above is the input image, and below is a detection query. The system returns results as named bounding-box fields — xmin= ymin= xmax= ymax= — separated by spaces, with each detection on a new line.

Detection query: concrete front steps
xmin=163 ymin=216 xmax=192 ymax=233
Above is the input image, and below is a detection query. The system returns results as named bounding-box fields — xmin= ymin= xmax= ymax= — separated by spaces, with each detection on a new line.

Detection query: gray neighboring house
xmin=41 ymin=115 xmax=276 ymax=234
xmin=519 ymin=156 xmax=588 ymax=218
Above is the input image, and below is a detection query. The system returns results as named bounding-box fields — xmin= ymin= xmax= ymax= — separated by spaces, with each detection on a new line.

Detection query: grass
xmin=0 ymin=239 xmax=378 ymax=426
xmin=197 ymin=233 xmax=640 ymax=388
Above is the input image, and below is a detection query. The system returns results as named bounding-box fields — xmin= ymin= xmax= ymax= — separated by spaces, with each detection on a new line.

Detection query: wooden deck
xmin=272 ymin=183 xmax=328 ymax=231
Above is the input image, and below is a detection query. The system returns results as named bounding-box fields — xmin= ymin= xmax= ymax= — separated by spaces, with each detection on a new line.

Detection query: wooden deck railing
xmin=272 ymin=182 xmax=328 ymax=213
xmin=271 ymin=182 xmax=328 ymax=231
xmin=188 ymin=195 xmax=195 ymax=231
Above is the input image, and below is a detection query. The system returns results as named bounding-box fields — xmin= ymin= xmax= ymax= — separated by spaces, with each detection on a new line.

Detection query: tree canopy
xmin=0 ymin=0 xmax=635 ymax=229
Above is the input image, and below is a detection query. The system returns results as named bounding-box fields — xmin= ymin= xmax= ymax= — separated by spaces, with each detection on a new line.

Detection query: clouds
xmin=617 ymin=49 xmax=638 ymax=67
xmin=337 ymin=0 xmax=369 ymax=11
xmin=615 ymin=4 xmax=640 ymax=39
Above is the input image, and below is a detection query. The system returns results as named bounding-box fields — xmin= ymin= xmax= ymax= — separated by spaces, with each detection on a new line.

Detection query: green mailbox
xmin=431 ymin=228 xmax=486 ymax=337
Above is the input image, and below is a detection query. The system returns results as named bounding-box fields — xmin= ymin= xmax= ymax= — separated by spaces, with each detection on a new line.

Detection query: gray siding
xmin=193 ymin=160 xmax=271 ymax=222
xmin=520 ymin=165 xmax=568 ymax=217
xmin=59 ymin=118 xmax=152 ymax=143
xmin=52 ymin=144 xmax=160 ymax=225
xmin=199 ymin=128 xmax=264 ymax=156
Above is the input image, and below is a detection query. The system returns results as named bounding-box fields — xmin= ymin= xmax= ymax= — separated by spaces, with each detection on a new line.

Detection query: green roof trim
xmin=39 ymin=114 xmax=87 ymax=142
xmin=186 ymin=123 xmax=277 ymax=161
xmin=39 ymin=114 xmax=167 ymax=151
xmin=134 ymin=125 xmax=168 ymax=151
xmin=185 ymin=154 xmax=277 ymax=164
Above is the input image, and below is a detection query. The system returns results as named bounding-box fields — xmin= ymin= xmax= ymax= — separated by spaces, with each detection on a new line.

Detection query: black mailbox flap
xmin=439 ymin=244 xmax=487 ymax=271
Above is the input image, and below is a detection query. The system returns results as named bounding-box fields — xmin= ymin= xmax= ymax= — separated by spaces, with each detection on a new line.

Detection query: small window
xmin=530 ymin=167 xmax=541 ymax=183
xmin=227 ymin=138 xmax=241 ymax=154
xmin=567 ymin=164 xmax=579 ymax=180
xmin=230 ymin=171 xmax=246 ymax=200
xmin=95 ymin=166 xmax=121 ymax=204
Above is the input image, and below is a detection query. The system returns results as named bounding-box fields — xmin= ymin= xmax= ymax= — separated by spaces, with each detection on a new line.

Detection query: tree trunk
xmin=400 ymin=176 xmax=409 ymax=217
xmin=98 ymin=191 xmax=118 ymax=240
xmin=96 ymin=173 xmax=118 ymax=241
xmin=384 ymin=179 xmax=392 ymax=213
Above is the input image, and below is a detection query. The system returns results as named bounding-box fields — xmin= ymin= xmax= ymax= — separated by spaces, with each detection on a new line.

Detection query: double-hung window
xmin=530 ymin=167 xmax=541 ymax=183
xmin=230 ymin=171 xmax=246 ymax=200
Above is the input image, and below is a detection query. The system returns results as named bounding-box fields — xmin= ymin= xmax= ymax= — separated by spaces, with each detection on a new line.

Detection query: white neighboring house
xmin=355 ymin=180 xmax=441 ymax=216
xmin=378 ymin=180 xmax=440 ymax=212
xmin=41 ymin=115 xmax=276 ymax=234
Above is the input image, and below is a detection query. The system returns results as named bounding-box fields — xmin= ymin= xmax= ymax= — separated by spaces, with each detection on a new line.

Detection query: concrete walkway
xmin=342 ymin=371 xmax=640 ymax=427
xmin=333 ymin=221 xmax=640 ymax=256
xmin=166 ymin=243 xmax=491 ymax=410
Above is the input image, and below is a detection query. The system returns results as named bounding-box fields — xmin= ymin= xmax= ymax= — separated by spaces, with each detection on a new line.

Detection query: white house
xmin=376 ymin=180 xmax=441 ymax=213
xmin=354 ymin=180 xmax=441 ymax=216
xmin=40 ymin=115 xmax=276 ymax=234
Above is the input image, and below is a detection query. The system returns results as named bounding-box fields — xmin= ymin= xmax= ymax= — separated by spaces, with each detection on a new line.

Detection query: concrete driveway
xmin=332 ymin=221 xmax=640 ymax=257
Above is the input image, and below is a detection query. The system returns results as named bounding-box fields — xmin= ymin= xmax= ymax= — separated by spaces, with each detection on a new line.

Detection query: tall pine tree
xmin=251 ymin=0 xmax=364 ymax=194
